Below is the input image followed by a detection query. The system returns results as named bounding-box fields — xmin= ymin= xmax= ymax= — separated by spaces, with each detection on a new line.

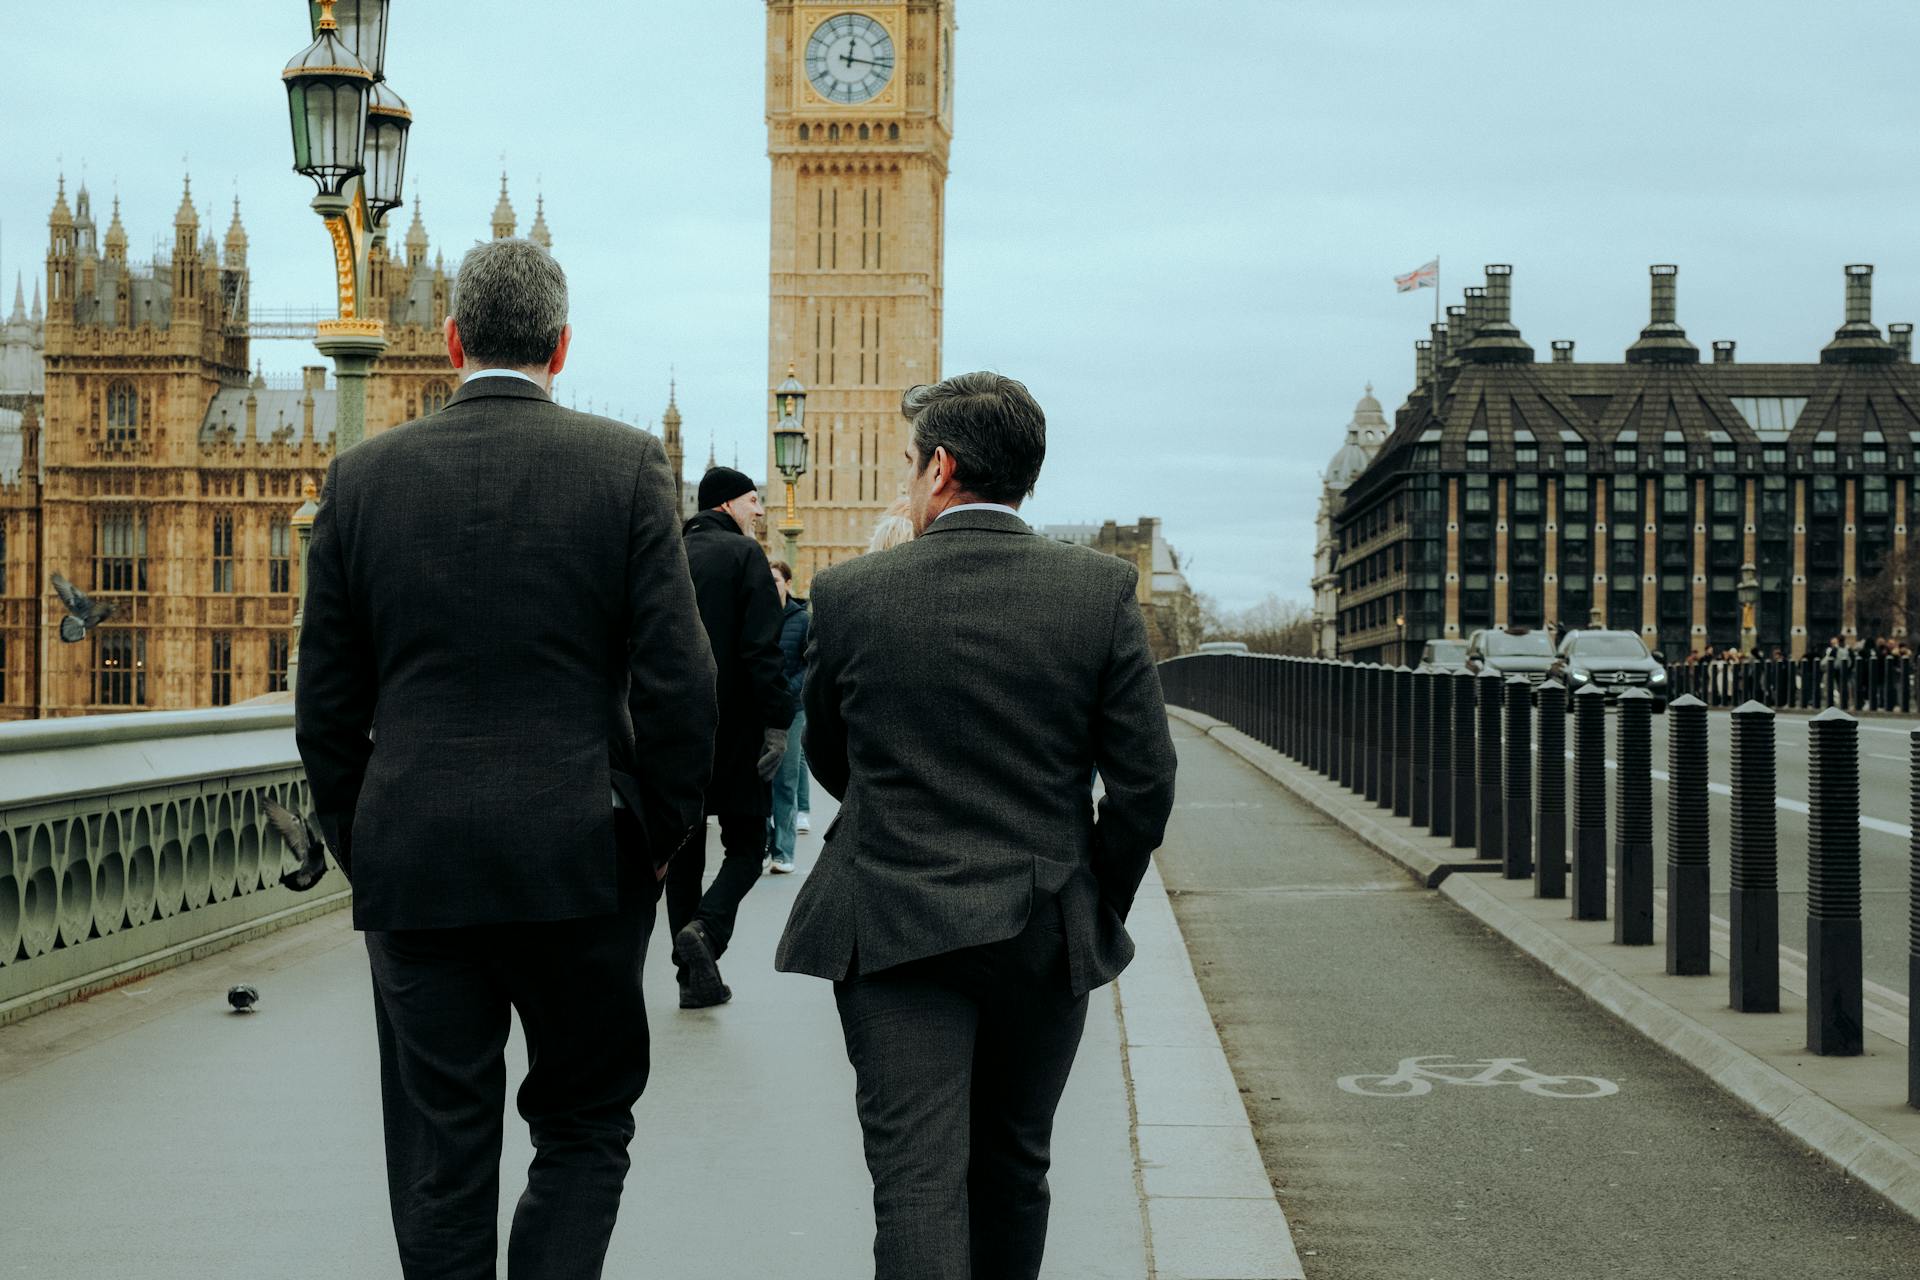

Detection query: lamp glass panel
xmin=774 ymin=426 xmax=805 ymax=474
xmin=364 ymin=112 xmax=409 ymax=214
xmin=333 ymin=0 xmax=391 ymax=80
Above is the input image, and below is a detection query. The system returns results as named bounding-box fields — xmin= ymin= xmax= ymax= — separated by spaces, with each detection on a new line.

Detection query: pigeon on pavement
xmin=227 ymin=985 xmax=259 ymax=1013
xmin=51 ymin=572 xmax=120 ymax=643
xmin=263 ymin=797 xmax=332 ymax=892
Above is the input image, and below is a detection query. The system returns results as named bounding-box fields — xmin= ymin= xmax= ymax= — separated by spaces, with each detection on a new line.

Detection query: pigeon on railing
xmin=51 ymin=572 xmax=120 ymax=643
xmin=263 ymin=797 xmax=332 ymax=892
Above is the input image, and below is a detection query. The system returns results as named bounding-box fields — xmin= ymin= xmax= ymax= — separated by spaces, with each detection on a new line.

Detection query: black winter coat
xmin=683 ymin=509 xmax=795 ymax=815
xmin=778 ymin=598 xmax=811 ymax=700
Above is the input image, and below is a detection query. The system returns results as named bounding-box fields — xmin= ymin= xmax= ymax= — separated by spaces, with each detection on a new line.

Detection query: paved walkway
xmin=0 ymin=778 xmax=1299 ymax=1278
xmin=1156 ymin=718 xmax=1920 ymax=1280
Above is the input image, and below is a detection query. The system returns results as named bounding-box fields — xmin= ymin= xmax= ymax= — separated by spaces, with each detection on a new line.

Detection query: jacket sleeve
xmin=782 ymin=609 xmax=811 ymax=696
xmin=624 ymin=436 xmax=718 ymax=856
xmin=1089 ymin=567 xmax=1179 ymax=919
xmin=736 ymin=539 xmax=796 ymax=732
xmin=293 ymin=457 xmax=376 ymax=874
xmin=801 ymin=576 xmax=850 ymax=800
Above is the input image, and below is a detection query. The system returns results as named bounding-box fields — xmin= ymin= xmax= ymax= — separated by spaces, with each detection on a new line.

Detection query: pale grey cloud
xmin=4 ymin=1 xmax=1918 ymax=610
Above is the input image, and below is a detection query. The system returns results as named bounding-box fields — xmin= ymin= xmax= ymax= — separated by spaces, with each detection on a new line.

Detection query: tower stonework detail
xmin=765 ymin=0 xmax=955 ymax=588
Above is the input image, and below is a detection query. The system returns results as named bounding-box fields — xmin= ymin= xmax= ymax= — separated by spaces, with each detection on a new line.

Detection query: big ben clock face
xmin=806 ymin=12 xmax=895 ymax=104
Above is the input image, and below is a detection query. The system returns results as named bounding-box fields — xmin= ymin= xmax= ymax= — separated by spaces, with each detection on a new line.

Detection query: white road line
xmin=1556 ymin=748 xmax=1913 ymax=841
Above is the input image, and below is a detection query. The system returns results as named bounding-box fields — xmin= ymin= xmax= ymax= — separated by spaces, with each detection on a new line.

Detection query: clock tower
xmin=765 ymin=1 xmax=954 ymax=588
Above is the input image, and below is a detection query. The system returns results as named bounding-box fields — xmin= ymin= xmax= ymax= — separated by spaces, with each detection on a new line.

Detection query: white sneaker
xmin=769 ymin=859 xmax=795 ymax=874
xmin=796 ymin=812 xmax=812 ymax=833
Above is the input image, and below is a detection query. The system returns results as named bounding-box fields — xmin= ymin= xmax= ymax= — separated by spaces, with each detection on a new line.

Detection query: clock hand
xmin=841 ymin=55 xmax=892 ymax=68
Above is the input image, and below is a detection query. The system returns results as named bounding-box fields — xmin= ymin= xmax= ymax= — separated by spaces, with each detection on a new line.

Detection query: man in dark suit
xmin=776 ymin=372 xmax=1178 ymax=1280
xmin=669 ymin=466 xmax=795 ymax=1008
xmin=295 ymin=237 xmax=716 ymax=1280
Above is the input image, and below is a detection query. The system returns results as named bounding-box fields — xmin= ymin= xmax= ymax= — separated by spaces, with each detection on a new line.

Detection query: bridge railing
xmin=1160 ymin=653 xmax=1917 ymax=1108
xmin=0 ymin=705 xmax=348 ymax=1023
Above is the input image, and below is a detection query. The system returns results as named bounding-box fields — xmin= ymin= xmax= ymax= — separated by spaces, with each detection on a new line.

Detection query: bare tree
xmin=1856 ymin=546 xmax=1916 ymax=643
xmin=1202 ymin=593 xmax=1316 ymax=655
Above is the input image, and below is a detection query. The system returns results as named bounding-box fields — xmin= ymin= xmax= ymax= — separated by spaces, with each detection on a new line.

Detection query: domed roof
xmin=1325 ymin=439 xmax=1371 ymax=489
xmin=1323 ymin=382 xmax=1388 ymax=489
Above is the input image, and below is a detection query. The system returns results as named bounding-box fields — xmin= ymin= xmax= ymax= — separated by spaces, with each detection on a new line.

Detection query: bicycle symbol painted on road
xmin=1338 ymin=1056 xmax=1619 ymax=1099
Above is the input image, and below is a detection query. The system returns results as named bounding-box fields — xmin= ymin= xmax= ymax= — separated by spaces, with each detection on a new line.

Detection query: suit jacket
xmin=294 ymin=377 xmax=717 ymax=931
xmin=774 ymin=508 xmax=1178 ymax=997
xmin=681 ymin=509 xmax=795 ymax=816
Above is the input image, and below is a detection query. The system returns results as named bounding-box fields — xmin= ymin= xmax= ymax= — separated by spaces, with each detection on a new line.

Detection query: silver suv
xmin=1549 ymin=629 xmax=1670 ymax=711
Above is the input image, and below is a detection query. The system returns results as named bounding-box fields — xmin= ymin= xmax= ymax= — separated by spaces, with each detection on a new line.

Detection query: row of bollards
xmin=1159 ymin=654 xmax=1898 ymax=1102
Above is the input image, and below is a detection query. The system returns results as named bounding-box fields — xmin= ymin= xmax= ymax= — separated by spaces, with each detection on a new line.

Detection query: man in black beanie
xmin=672 ymin=465 xmax=796 ymax=1007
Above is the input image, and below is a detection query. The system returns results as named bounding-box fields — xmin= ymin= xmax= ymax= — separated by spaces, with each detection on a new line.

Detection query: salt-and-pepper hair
xmin=451 ymin=238 xmax=569 ymax=369
xmin=868 ymin=496 xmax=915 ymax=552
xmin=900 ymin=372 xmax=1046 ymax=504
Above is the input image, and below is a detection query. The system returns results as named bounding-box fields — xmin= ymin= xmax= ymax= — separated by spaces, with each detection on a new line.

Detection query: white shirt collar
xmin=934 ymin=502 xmax=1022 ymax=522
xmin=462 ymin=367 xmax=543 ymax=386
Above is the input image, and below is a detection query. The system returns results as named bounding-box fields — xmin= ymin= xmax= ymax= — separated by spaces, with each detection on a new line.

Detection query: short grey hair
xmin=901 ymin=372 xmax=1046 ymax=504
xmin=451 ymin=238 xmax=568 ymax=368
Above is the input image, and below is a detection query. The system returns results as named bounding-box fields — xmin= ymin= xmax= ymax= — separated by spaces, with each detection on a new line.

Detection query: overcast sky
xmin=4 ymin=2 xmax=1918 ymax=610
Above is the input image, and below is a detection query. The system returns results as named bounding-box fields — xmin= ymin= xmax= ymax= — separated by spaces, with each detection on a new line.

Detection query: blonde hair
xmin=867 ymin=496 xmax=915 ymax=553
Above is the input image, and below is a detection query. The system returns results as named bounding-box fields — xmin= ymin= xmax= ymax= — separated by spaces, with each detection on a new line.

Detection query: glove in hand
xmin=757 ymin=728 xmax=789 ymax=782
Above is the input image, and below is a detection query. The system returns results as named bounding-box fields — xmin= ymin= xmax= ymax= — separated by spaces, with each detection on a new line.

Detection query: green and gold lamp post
xmin=283 ymin=0 xmax=410 ymax=454
xmin=772 ymin=363 xmax=810 ymax=580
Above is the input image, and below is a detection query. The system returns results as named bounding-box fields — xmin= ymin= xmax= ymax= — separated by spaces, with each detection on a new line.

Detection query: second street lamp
xmin=772 ymin=363 xmax=809 ymax=575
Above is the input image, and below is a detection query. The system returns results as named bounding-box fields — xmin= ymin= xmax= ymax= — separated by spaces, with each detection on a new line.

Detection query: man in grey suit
xmin=296 ymin=238 xmax=716 ymax=1279
xmin=776 ymin=372 xmax=1178 ymax=1280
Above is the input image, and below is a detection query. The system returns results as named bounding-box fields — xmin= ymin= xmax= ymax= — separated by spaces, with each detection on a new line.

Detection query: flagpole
xmin=1434 ymin=255 xmax=1441 ymax=328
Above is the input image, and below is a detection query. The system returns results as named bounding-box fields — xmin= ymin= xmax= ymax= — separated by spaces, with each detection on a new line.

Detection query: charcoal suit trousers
xmin=833 ymin=897 xmax=1090 ymax=1280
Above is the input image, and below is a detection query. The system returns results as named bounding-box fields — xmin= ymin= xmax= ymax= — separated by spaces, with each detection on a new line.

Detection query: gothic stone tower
xmin=765 ymin=0 xmax=954 ymax=588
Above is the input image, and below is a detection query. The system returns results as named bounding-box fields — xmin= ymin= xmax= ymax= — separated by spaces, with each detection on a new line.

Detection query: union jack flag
xmin=1395 ymin=258 xmax=1439 ymax=292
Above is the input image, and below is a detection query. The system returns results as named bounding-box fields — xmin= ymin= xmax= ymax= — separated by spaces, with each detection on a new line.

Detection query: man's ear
xmin=547 ymin=324 xmax=573 ymax=378
xmin=931 ymin=446 xmax=958 ymax=497
xmin=444 ymin=316 xmax=465 ymax=370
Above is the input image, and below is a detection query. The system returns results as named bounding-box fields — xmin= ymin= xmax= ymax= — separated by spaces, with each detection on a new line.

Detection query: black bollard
xmin=1534 ymin=682 xmax=1567 ymax=899
xmin=1807 ymin=707 xmax=1863 ymax=1056
xmin=1361 ymin=665 xmax=1381 ymax=803
xmin=1330 ymin=663 xmax=1349 ymax=786
xmin=1374 ymin=665 xmax=1395 ymax=811
xmin=1614 ymin=688 xmax=1656 ymax=945
xmin=1429 ymin=671 xmax=1454 ymax=838
xmin=1664 ymin=694 xmax=1711 ymax=975
xmin=1503 ymin=674 xmax=1534 ymax=879
xmin=1729 ymin=701 xmax=1779 ymax=1012
xmin=1910 ymin=728 xmax=1920 ymax=1105
xmin=1410 ymin=668 xmax=1433 ymax=828
xmin=1314 ymin=661 xmax=1329 ymax=776
xmin=1571 ymin=684 xmax=1608 ymax=920
xmin=1393 ymin=666 xmax=1414 ymax=819
xmin=1451 ymin=669 xmax=1478 ymax=848
xmin=1476 ymin=669 xmax=1505 ymax=862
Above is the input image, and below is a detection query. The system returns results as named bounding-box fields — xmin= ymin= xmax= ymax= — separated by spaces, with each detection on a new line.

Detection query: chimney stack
xmin=1551 ymin=340 xmax=1575 ymax=364
xmin=1821 ymin=263 xmax=1895 ymax=364
xmin=1442 ymin=306 xmax=1468 ymax=365
xmin=1431 ymin=321 xmax=1450 ymax=366
xmin=303 ymin=365 xmax=328 ymax=391
xmin=1625 ymin=264 xmax=1699 ymax=363
xmin=1463 ymin=286 xmax=1487 ymax=343
xmin=1890 ymin=323 xmax=1913 ymax=361
xmin=1712 ymin=340 xmax=1736 ymax=364
xmin=1415 ymin=339 xmax=1434 ymax=385
xmin=1460 ymin=264 xmax=1534 ymax=363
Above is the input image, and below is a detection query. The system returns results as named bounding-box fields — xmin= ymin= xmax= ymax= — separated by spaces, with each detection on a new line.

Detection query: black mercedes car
xmin=1464 ymin=627 xmax=1557 ymax=684
xmin=1548 ymin=629 xmax=1670 ymax=711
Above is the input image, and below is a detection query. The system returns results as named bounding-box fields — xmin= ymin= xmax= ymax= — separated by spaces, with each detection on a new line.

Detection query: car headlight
xmin=1649 ymin=668 xmax=1668 ymax=684
xmin=1568 ymin=668 xmax=1590 ymax=684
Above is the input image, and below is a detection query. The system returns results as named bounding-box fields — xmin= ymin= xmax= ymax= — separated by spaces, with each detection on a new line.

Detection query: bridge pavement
xmin=0 ymin=773 xmax=1300 ymax=1279
xmin=1157 ymin=717 xmax=1920 ymax=1279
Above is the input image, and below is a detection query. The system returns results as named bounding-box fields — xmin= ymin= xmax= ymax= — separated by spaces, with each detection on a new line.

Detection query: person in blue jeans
xmin=768 ymin=560 xmax=810 ymax=872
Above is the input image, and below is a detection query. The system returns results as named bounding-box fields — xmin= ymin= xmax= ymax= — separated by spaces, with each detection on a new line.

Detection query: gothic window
xmin=829 ymin=124 xmax=840 ymax=141
xmin=93 ymin=508 xmax=149 ymax=593
xmin=858 ymin=124 xmax=870 ymax=140
xmin=270 ymin=517 xmax=292 ymax=593
xmin=106 ymin=381 xmax=141 ymax=445
xmin=0 ymin=633 xmax=6 ymax=701
xmin=888 ymin=123 xmax=899 ymax=140
xmin=799 ymin=124 xmax=811 ymax=141
xmin=268 ymin=633 xmax=291 ymax=694
xmin=210 ymin=633 xmax=233 ymax=707
xmin=423 ymin=380 xmax=452 ymax=414
xmin=0 ymin=525 xmax=6 ymax=595
xmin=211 ymin=511 xmax=236 ymax=593
xmin=94 ymin=628 xmax=147 ymax=706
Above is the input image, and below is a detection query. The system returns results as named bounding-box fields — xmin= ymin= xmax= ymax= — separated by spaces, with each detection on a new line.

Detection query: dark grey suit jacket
xmin=294 ymin=376 xmax=717 ymax=931
xmin=774 ymin=508 xmax=1178 ymax=996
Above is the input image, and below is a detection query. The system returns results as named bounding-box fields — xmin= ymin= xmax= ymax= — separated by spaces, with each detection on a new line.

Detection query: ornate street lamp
xmin=1738 ymin=561 xmax=1761 ymax=656
xmin=772 ymin=363 xmax=809 ymax=576
xmin=283 ymin=0 xmax=406 ymax=455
